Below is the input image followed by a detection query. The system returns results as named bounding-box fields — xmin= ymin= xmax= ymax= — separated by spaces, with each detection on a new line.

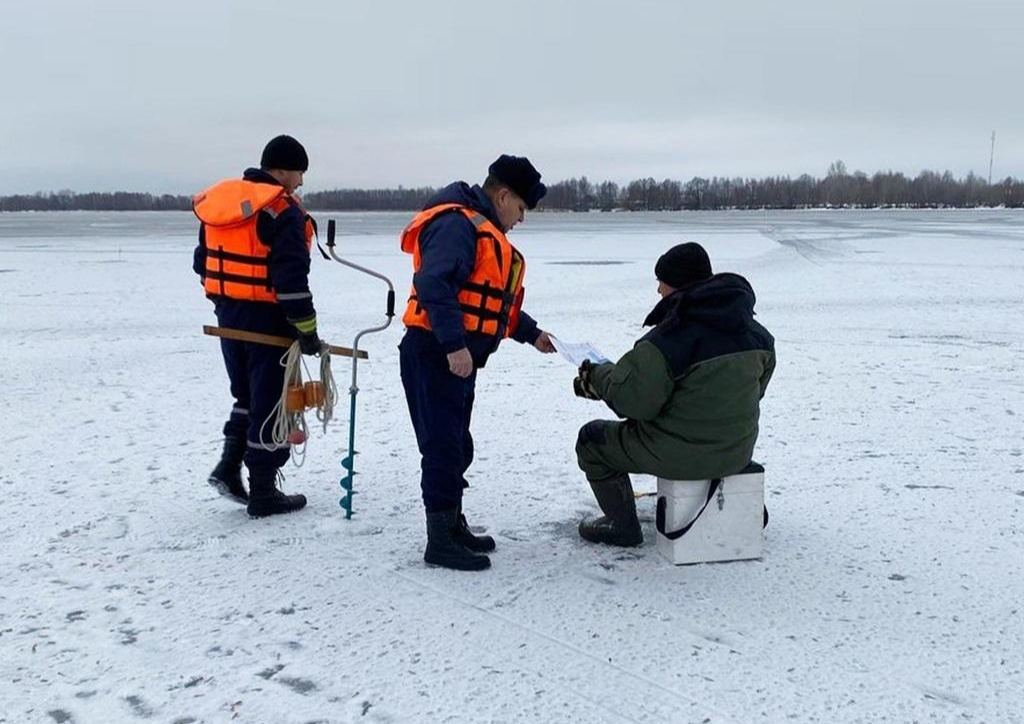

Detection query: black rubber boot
xmin=578 ymin=474 xmax=643 ymax=547
xmin=208 ymin=437 xmax=248 ymax=505
xmin=246 ymin=467 xmax=307 ymax=518
xmin=453 ymin=504 xmax=496 ymax=553
xmin=424 ymin=509 xmax=491 ymax=571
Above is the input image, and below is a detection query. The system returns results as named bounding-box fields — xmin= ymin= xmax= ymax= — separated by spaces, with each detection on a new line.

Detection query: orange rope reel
xmin=286 ymin=381 xmax=326 ymax=413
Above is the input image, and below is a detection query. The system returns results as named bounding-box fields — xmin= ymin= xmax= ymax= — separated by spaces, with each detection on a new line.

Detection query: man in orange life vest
xmin=399 ymin=154 xmax=556 ymax=571
xmin=192 ymin=135 xmax=322 ymax=518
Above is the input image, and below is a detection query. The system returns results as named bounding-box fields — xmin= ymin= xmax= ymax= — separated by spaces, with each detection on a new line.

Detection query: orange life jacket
xmin=401 ymin=203 xmax=526 ymax=338
xmin=193 ymin=178 xmax=314 ymax=303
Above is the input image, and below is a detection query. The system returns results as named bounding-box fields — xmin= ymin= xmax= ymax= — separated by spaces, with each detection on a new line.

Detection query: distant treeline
xmin=537 ymin=163 xmax=1024 ymax=211
xmin=0 ymin=191 xmax=192 ymax=212
xmin=3 ymin=163 xmax=1024 ymax=211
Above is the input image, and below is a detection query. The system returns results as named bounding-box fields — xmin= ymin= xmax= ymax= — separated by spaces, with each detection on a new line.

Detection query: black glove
xmin=573 ymin=375 xmax=600 ymax=400
xmin=573 ymin=360 xmax=600 ymax=400
xmin=298 ymin=332 xmax=325 ymax=356
xmin=578 ymin=359 xmax=595 ymax=384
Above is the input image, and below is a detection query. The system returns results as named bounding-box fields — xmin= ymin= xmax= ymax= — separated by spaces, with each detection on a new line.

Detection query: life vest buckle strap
xmin=206 ymin=247 xmax=270 ymax=265
xmin=462 ymin=281 xmax=514 ymax=302
xmin=458 ymin=304 xmax=507 ymax=323
xmin=204 ymin=269 xmax=272 ymax=287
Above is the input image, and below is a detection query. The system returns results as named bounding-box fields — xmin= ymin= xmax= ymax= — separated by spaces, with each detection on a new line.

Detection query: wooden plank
xmin=203 ymin=325 xmax=369 ymax=360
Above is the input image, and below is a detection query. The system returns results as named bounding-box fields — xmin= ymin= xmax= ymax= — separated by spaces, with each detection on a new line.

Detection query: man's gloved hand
xmin=573 ymin=375 xmax=600 ymax=400
xmin=579 ymin=359 xmax=596 ymax=385
xmin=573 ymin=360 xmax=600 ymax=400
xmin=298 ymin=332 xmax=325 ymax=356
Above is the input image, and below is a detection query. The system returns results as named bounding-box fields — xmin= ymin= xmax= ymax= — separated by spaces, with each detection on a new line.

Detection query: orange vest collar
xmin=193 ymin=179 xmax=286 ymax=227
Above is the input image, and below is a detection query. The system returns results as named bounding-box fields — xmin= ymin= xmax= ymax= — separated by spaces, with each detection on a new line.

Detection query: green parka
xmin=581 ymin=273 xmax=775 ymax=481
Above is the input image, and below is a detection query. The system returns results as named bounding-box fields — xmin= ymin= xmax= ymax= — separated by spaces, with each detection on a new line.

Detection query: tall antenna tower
xmin=988 ymin=131 xmax=996 ymax=185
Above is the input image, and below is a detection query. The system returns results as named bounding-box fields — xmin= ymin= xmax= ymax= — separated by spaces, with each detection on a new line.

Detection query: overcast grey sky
xmin=1 ymin=0 xmax=1021 ymax=194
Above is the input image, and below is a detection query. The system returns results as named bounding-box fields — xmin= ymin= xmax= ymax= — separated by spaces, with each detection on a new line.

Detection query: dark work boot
xmin=578 ymin=474 xmax=643 ymax=547
xmin=424 ymin=509 xmax=491 ymax=571
xmin=208 ymin=437 xmax=248 ymax=505
xmin=246 ymin=467 xmax=307 ymax=518
xmin=453 ymin=504 xmax=496 ymax=553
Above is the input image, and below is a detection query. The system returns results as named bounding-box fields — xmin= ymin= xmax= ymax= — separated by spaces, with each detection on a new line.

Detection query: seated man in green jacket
xmin=573 ymin=242 xmax=776 ymax=546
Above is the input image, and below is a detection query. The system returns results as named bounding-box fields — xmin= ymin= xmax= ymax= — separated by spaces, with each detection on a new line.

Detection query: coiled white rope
xmin=316 ymin=347 xmax=339 ymax=432
xmin=257 ymin=341 xmax=337 ymax=467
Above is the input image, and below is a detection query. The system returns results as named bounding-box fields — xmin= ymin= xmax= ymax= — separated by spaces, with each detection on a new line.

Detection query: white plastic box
xmin=655 ymin=462 xmax=765 ymax=565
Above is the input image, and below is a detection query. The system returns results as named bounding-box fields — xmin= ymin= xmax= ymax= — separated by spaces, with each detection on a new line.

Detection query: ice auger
xmin=325 ymin=219 xmax=395 ymax=518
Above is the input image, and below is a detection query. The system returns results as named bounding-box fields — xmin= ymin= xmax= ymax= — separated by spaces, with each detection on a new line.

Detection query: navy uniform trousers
xmin=216 ymin=301 xmax=293 ymax=472
xmin=399 ymin=328 xmax=476 ymax=512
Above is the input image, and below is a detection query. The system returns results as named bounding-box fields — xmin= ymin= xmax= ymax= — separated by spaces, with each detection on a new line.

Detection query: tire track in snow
xmin=763 ymin=227 xmax=850 ymax=265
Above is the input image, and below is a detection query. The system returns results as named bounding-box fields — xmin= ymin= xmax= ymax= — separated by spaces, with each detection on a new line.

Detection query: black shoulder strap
xmin=655 ymin=478 xmax=722 ymax=541
xmin=309 ymin=215 xmax=329 ymax=260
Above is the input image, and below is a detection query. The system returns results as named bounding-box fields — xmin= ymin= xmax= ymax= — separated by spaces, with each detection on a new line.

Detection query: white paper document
xmin=551 ymin=336 xmax=609 ymax=366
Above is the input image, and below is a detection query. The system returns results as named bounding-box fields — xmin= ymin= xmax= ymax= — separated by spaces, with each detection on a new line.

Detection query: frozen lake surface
xmin=1 ymin=209 xmax=1022 ymax=723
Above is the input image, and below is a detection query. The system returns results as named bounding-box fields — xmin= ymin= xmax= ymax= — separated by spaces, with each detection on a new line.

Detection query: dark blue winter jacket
xmin=193 ymin=168 xmax=317 ymax=335
xmin=409 ymin=182 xmax=540 ymax=367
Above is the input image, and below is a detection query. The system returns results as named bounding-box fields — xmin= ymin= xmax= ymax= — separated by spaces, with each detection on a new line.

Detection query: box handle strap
xmin=656 ymin=478 xmax=722 ymax=541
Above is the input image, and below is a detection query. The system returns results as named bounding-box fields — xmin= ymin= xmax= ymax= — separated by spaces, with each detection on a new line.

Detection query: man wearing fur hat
xmin=399 ymin=154 xmax=556 ymax=571
xmin=574 ymin=242 xmax=776 ymax=546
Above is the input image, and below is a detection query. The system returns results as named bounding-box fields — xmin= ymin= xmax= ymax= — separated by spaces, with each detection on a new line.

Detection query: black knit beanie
xmin=488 ymin=154 xmax=547 ymax=209
xmin=655 ymin=242 xmax=713 ymax=289
xmin=260 ymin=135 xmax=309 ymax=172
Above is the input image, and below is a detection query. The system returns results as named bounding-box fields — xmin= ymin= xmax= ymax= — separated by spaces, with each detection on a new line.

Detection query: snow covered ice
xmin=1 ymin=209 xmax=1022 ymax=723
